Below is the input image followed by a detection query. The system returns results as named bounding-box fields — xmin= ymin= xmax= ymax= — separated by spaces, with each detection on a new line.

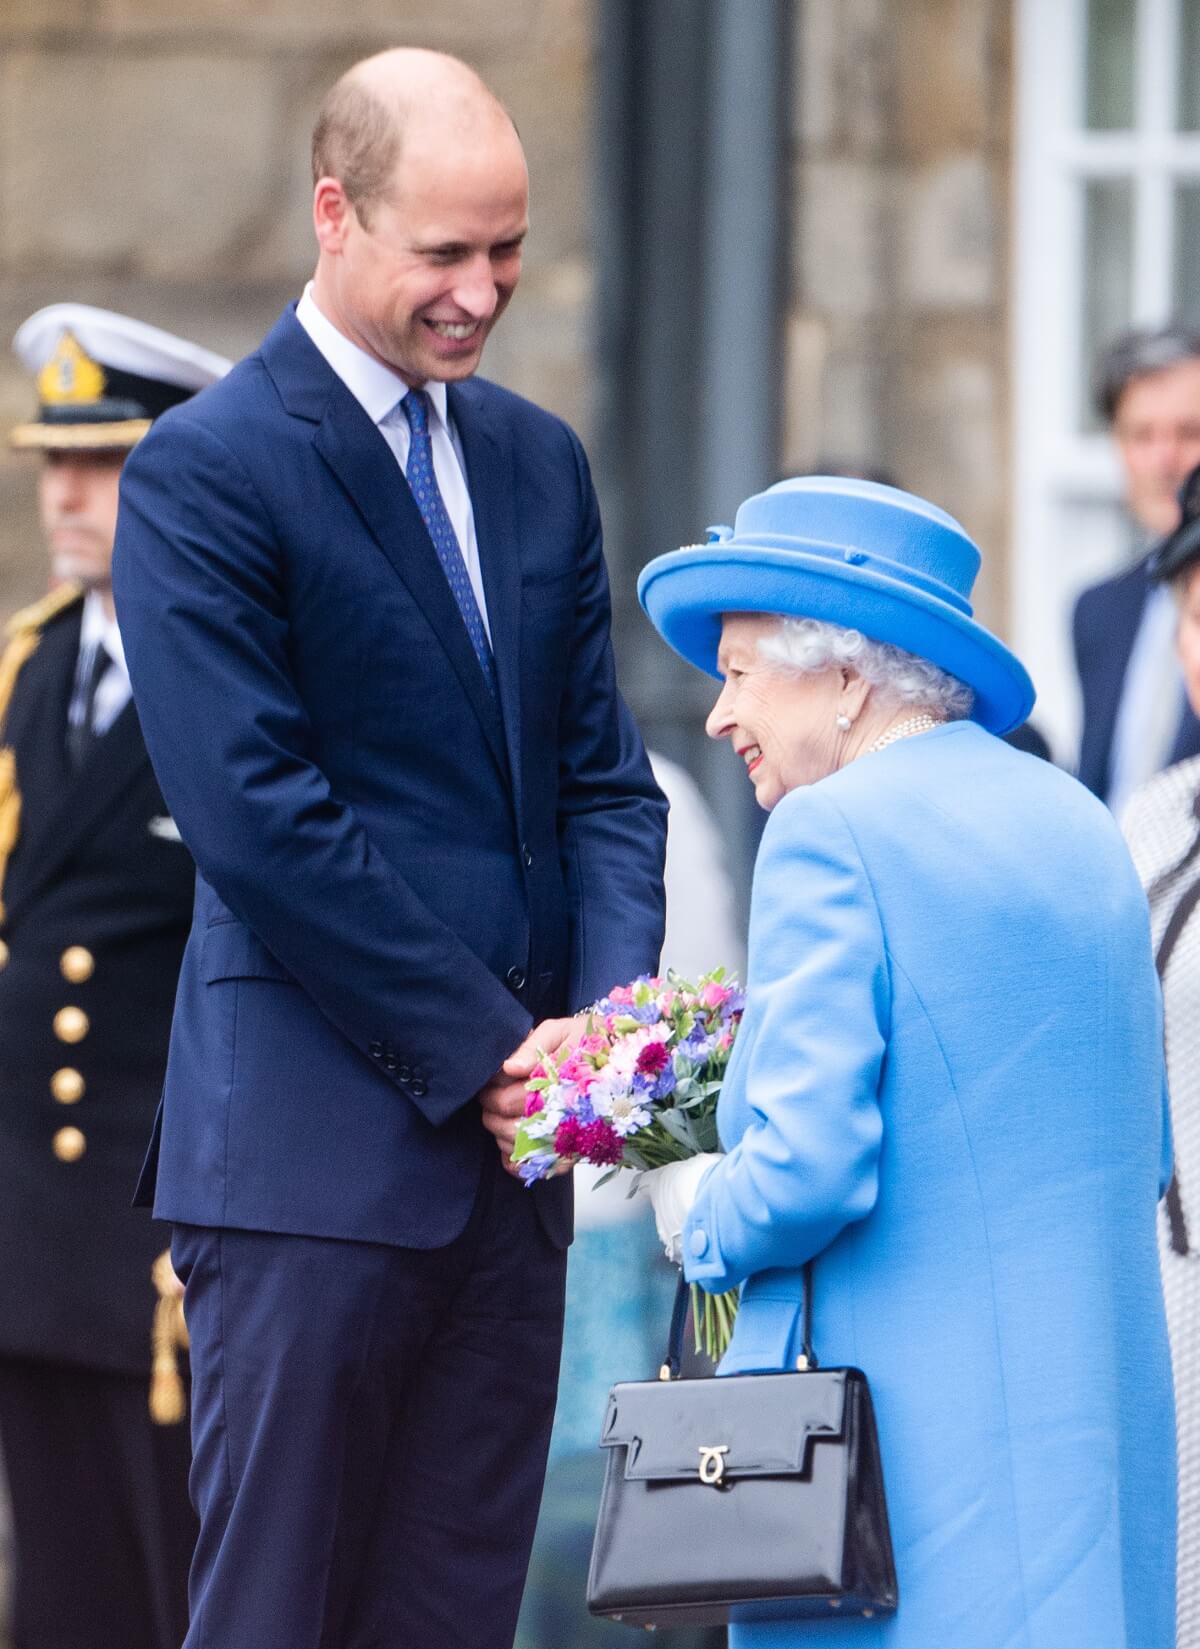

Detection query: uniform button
xmin=52 ymin=1125 xmax=86 ymax=1163
xmin=689 ymin=1228 xmax=709 ymax=1258
xmin=0 ymin=938 xmax=9 ymax=971
xmin=411 ymin=1079 xmax=428 ymax=1099
xmin=398 ymin=1064 xmax=412 ymax=1082
xmin=53 ymin=1006 xmax=89 ymax=1044
xmin=368 ymin=1041 xmax=383 ymax=1059
xmin=505 ymin=967 xmax=526 ymax=991
xmin=383 ymin=1055 xmax=398 ymax=1072
xmin=521 ymin=844 xmax=533 ymax=870
xmin=51 ymin=1067 xmax=85 ymax=1105
xmin=60 ymin=946 xmax=95 ymax=984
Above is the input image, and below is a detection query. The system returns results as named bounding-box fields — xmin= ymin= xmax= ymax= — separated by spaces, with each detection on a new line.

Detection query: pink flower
xmin=608 ymin=985 xmax=635 ymax=1005
xmin=580 ymin=1118 xmax=623 ymax=1166
xmin=523 ymin=1094 xmax=545 ymax=1117
xmin=700 ymin=982 xmax=732 ymax=1009
xmin=529 ymin=1063 xmax=547 ymax=1082
xmin=717 ymin=1034 xmax=732 ymax=1052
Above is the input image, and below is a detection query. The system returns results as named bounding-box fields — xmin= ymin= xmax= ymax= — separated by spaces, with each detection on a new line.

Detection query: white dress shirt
xmin=72 ymin=590 xmax=131 ymax=736
xmin=1107 ymin=581 xmax=1186 ymax=818
xmin=295 ymin=285 xmax=490 ymax=640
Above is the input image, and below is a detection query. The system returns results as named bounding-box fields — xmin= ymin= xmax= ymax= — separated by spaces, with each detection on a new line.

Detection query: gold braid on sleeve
xmin=0 ymin=582 xmax=83 ymax=922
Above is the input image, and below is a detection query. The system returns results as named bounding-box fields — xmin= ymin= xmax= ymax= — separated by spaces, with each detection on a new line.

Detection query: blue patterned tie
xmin=400 ymin=389 xmax=496 ymax=694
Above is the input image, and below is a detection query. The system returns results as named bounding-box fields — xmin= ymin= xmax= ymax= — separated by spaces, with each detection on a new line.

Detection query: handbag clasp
xmin=697 ymin=1445 xmax=729 ymax=1485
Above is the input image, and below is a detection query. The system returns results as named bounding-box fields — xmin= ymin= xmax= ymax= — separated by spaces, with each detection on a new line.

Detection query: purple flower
xmin=517 ymin=1152 xmax=559 ymax=1186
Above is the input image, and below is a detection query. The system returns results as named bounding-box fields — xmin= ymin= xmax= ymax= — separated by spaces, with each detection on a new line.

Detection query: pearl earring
xmin=836 ymin=713 xmax=852 ymax=731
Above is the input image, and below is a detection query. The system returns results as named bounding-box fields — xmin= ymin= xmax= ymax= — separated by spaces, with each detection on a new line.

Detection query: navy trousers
xmin=172 ymin=1149 xmax=567 ymax=1649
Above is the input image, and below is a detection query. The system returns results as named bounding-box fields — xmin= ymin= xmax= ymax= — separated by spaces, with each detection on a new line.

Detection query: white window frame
xmin=1013 ymin=0 xmax=1200 ymax=759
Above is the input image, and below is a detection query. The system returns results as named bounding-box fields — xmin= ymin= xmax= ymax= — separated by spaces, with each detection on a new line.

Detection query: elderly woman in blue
xmin=636 ymin=477 xmax=1175 ymax=1649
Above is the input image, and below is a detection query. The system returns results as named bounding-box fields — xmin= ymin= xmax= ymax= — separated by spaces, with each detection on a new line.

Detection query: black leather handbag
xmin=586 ymin=1265 xmax=898 ymax=1630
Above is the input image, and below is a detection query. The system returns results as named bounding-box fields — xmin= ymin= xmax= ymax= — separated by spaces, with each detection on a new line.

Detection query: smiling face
xmin=37 ymin=449 xmax=124 ymax=590
xmin=312 ymin=115 xmax=528 ymax=387
xmin=705 ymin=613 xmax=850 ymax=809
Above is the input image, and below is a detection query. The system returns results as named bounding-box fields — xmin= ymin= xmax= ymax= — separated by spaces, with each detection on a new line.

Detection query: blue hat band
xmin=707 ymin=533 xmax=975 ymax=617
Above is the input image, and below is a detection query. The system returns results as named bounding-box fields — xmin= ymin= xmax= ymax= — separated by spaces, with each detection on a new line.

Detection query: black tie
xmin=66 ymin=643 xmax=111 ymax=769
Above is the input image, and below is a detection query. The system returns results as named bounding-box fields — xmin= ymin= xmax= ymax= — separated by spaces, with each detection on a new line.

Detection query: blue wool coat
xmin=683 ymin=721 xmax=1175 ymax=1649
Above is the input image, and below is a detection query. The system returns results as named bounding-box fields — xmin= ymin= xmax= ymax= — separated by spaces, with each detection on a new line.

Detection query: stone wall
xmin=785 ymin=0 xmax=1012 ymax=628
xmin=0 ymin=0 xmax=594 ymax=615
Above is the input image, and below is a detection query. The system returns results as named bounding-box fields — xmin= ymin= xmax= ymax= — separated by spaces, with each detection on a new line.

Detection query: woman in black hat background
xmin=1123 ymin=461 xmax=1200 ymax=1649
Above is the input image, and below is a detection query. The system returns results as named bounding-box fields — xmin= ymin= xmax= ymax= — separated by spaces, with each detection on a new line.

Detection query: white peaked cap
xmin=13 ymin=302 xmax=231 ymax=390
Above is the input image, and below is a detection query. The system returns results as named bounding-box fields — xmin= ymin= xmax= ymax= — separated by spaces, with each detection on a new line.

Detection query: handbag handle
xmin=660 ymin=1261 xmax=817 ymax=1379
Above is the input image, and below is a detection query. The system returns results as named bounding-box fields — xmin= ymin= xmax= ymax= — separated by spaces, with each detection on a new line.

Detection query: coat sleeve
xmin=683 ymin=786 xmax=890 ymax=1292
xmin=554 ymin=429 xmax=667 ymax=1007
xmin=112 ymin=411 xmax=531 ymax=1127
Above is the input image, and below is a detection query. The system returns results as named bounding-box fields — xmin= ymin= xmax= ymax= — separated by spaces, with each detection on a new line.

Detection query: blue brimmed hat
xmin=637 ymin=476 xmax=1035 ymax=736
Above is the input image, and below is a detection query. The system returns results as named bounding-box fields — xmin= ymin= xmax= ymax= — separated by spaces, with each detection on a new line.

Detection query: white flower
xmin=608 ymin=1092 xmax=652 ymax=1138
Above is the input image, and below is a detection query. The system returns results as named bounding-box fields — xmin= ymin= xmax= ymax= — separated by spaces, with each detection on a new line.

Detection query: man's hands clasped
xmin=478 ymin=1014 xmax=589 ymax=1175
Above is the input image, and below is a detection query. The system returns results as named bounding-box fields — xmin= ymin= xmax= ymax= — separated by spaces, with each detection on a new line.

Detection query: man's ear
xmin=313 ymin=178 xmax=353 ymax=255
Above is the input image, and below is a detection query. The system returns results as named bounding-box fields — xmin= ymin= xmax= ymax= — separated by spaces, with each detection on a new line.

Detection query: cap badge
xmin=37 ymin=330 xmax=106 ymax=407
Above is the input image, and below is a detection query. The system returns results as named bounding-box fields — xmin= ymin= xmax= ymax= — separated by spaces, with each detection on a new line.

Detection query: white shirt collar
xmin=296 ymin=284 xmax=449 ymax=430
xmin=80 ymin=589 xmax=126 ymax=675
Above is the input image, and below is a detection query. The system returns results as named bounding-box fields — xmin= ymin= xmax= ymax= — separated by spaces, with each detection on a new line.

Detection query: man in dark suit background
xmin=113 ymin=47 xmax=667 ymax=1649
xmin=1074 ymin=325 xmax=1200 ymax=810
xmin=0 ymin=305 xmax=228 ymax=1649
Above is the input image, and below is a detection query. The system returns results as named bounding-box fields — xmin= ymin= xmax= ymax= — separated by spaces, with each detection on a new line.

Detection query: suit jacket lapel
xmin=449 ymin=381 xmax=523 ymax=820
xmin=5 ymin=698 xmax=150 ymax=927
xmin=309 ymin=374 xmax=511 ymax=787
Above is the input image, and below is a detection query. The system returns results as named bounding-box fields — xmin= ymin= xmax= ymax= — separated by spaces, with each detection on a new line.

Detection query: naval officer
xmin=0 ymin=304 xmax=228 ymax=1649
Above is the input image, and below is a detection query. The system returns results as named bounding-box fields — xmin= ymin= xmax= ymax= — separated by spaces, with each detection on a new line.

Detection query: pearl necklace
xmin=865 ymin=713 xmax=942 ymax=755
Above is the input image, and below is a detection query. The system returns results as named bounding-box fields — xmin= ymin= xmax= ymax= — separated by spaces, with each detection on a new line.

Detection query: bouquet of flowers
xmin=512 ymin=969 xmax=744 ymax=1360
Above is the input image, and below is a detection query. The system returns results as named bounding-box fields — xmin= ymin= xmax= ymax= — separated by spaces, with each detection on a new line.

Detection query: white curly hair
xmin=757 ymin=616 xmax=975 ymax=721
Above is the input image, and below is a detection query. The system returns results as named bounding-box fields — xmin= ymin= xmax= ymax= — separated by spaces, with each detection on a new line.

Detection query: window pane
xmin=1082 ymin=178 xmax=1135 ymax=428
xmin=1175 ymin=183 xmax=1200 ymax=319
xmin=1181 ymin=0 xmax=1200 ymax=129
xmin=1085 ymin=0 xmax=1137 ymax=129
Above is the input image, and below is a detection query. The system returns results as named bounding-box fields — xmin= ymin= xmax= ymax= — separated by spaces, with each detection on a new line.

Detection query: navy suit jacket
xmin=1074 ymin=556 xmax=1200 ymax=800
xmin=112 ymin=309 xmax=667 ymax=1252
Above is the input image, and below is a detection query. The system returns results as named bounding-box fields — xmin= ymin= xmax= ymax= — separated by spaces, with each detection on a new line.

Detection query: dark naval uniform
xmin=0 ymin=583 xmax=198 ymax=1648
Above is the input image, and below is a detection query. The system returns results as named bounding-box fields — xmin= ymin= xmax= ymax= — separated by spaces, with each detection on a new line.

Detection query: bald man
xmin=112 ymin=49 xmax=666 ymax=1649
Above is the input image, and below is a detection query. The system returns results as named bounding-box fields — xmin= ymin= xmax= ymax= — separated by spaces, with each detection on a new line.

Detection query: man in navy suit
xmin=1074 ymin=324 xmax=1200 ymax=810
xmin=112 ymin=47 xmax=666 ymax=1649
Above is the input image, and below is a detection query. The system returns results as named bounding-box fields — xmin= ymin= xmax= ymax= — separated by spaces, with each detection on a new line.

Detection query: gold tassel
xmin=149 ymin=1249 xmax=189 ymax=1426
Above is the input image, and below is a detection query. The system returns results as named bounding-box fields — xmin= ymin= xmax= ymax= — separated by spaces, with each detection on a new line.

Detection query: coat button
xmin=51 ymin=1068 xmax=85 ymax=1105
xmin=53 ymin=1006 xmax=89 ymax=1044
xmin=60 ymin=946 xmax=95 ymax=984
xmin=689 ymin=1228 xmax=709 ymax=1258
xmin=505 ymin=967 xmax=526 ymax=991
xmin=398 ymin=1064 xmax=412 ymax=1082
xmin=411 ymin=1079 xmax=428 ymax=1098
xmin=52 ymin=1125 xmax=86 ymax=1163
xmin=383 ymin=1055 xmax=398 ymax=1072
xmin=368 ymin=1041 xmax=383 ymax=1059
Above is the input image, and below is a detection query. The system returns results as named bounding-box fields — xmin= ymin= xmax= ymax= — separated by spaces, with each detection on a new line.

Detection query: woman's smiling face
xmin=705 ymin=613 xmax=846 ymax=809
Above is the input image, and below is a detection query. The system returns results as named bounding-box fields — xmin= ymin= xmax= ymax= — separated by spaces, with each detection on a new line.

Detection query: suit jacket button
xmin=689 ymin=1228 xmax=709 ymax=1258
xmin=51 ymin=1068 xmax=85 ymax=1105
xmin=368 ymin=1041 xmax=384 ymax=1059
xmin=411 ymin=1079 xmax=428 ymax=1099
xmin=53 ymin=1006 xmax=89 ymax=1044
xmin=60 ymin=946 xmax=95 ymax=984
xmin=506 ymin=967 xmax=526 ymax=991
xmin=52 ymin=1125 xmax=86 ymax=1163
